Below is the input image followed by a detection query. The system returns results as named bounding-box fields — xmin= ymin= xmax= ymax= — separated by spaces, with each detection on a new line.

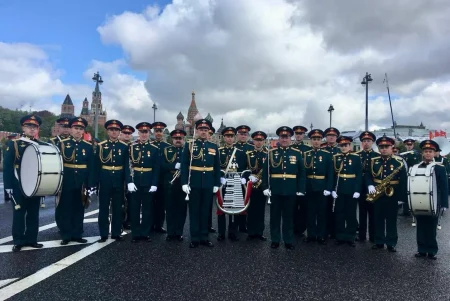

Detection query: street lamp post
xmin=310 ymin=123 xmax=313 ymax=131
xmin=152 ymin=103 xmax=158 ymax=123
xmin=92 ymin=71 xmax=104 ymax=139
xmin=327 ymin=104 xmax=334 ymax=128
xmin=361 ymin=72 xmax=373 ymax=131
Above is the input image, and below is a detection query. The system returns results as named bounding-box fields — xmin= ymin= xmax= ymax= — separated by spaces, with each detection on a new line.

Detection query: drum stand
xmin=40 ymin=197 xmax=45 ymax=208
xmin=411 ymin=215 xmax=416 ymax=227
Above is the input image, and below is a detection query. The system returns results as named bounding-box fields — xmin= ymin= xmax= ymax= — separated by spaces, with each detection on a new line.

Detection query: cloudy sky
xmin=1 ymin=0 xmax=450 ymax=133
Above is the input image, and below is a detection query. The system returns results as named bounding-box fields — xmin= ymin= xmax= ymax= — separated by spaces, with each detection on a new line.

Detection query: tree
xmin=85 ymin=125 xmax=107 ymax=141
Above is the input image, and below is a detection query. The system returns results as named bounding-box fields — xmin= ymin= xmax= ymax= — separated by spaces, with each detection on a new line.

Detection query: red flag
xmin=84 ymin=132 xmax=92 ymax=141
xmin=440 ymin=130 xmax=446 ymax=137
xmin=435 ymin=130 xmax=440 ymax=137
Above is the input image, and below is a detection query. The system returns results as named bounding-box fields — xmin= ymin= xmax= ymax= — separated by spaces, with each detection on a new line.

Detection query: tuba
xmin=216 ymin=168 xmax=253 ymax=215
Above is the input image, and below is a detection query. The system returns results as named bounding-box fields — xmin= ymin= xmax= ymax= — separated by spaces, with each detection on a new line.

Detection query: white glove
xmin=6 ymin=189 xmax=13 ymax=195
xmin=127 ymin=183 xmax=138 ymax=192
xmin=353 ymin=192 xmax=360 ymax=199
xmin=220 ymin=177 xmax=227 ymax=185
xmin=249 ymin=175 xmax=258 ymax=183
xmin=368 ymin=185 xmax=376 ymax=194
xmin=213 ymin=186 xmax=219 ymax=193
xmin=323 ymin=190 xmax=331 ymax=196
xmin=443 ymin=208 xmax=447 ymax=211
xmin=332 ymin=191 xmax=338 ymax=199
xmin=88 ymin=187 xmax=97 ymax=196
xmin=296 ymin=192 xmax=305 ymax=196
xmin=241 ymin=178 xmax=247 ymax=185
xmin=182 ymin=185 xmax=191 ymax=195
xmin=149 ymin=186 xmax=157 ymax=192
xmin=263 ymin=189 xmax=271 ymax=197
xmin=175 ymin=163 xmax=181 ymax=170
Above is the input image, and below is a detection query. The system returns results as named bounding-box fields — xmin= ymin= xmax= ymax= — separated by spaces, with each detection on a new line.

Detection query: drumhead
xmin=20 ymin=144 xmax=40 ymax=197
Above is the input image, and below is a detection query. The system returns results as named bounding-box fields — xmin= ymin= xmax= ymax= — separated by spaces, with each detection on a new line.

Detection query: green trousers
xmin=130 ymin=186 xmax=153 ymax=238
xmin=335 ymin=194 xmax=357 ymax=242
xmin=165 ymin=183 xmax=187 ymax=236
xmin=416 ymin=215 xmax=438 ymax=255
xmin=57 ymin=186 xmax=85 ymax=240
xmin=11 ymin=181 xmax=40 ymax=245
xmin=306 ymin=191 xmax=327 ymax=239
xmin=373 ymin=196 xmax=398 ymax=247
xmin=247 ymin=189 xmax=266 ymax=236
xmin=188 ymin=188 xmax=212 ymax=242
xmin=270 ymin=195 xmax=296 ymax=244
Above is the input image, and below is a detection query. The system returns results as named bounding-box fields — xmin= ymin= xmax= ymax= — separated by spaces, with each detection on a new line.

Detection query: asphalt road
xmin=1 ymin=172 xmax=450 ymax=301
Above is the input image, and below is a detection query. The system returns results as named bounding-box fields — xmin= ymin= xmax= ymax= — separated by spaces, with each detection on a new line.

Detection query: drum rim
xmin=19 ymin=144 xmax=41 ymax=197
xmin=408 ymin=165 xmax=439 ymax=216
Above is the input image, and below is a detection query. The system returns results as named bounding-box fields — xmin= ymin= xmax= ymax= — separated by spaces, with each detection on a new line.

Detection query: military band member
xmin=414 ymin=140 xmax=448 ymax=260
xmin=400 ymin=139 xmax=420 ymax=216
xmin=96 ymin=120 xmax=131 ymax=242
xmin=262 ymin=126 xmax=306 ymax=249
xmin=434 ymin=147 xmax=450 ymax=177
xmin=332 ymin=136 xmax=362 ymax=247
xmin=163 ymin=129 xmax=187 ymax=242
xmin=57 ymin=117 xmax=95 ymax=245
xmin=207 ymin=126 xmax=217 ymax=233
xmin=246 ymin=131 xmax=268 ymax=241
xmin=366 ymin=135 xmax=407 ymax=252
xmin=120 ymin=125 xmax=135 ymax=230
xmin=151 ymin=121 xmax=171 ymax=233
xmin=181 ymin=119 xmax=221 ymax=248
xmin=49 ymin=117 xmax=71 ymax=144
xmin=355 ymin=131 xmax=378 ymax=242
xmin=128 ymin=122 xmax=160 ymax=243
xmin=3 ymin=115 xmax=45 ymax=252
xmin=234 ymin=125 xmax=253 ymax=233
xmin=303 ymin=129 xmax=334 ymax=244
xmin=291 ymin=125 xmax=311 ymax=237
xmin=217 ymin=127 xmax=247 ymax=242
xmin=322 ymin=127 xmax=341 ymax=239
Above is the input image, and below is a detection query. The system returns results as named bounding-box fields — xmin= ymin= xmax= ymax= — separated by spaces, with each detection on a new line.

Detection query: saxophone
xmin=366 ymin=163 xmax=404 ymax=202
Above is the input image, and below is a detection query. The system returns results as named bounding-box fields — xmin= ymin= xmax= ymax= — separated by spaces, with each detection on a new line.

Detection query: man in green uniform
xmin=3 ymin=115 xmax=45 ymax=252
xmin=216 ymin=127 xmax=247 ymax=242
xmin=49 ymin=117 xmax=71 ymax=145
xmin=332 ymin=136 xmax=362 ymax=247
xmin=355 ymin=131 xmax=379 ymax=243
xmin=366 ymin=135 xmax=407 ymax=252
xmin=262 ymin=126 xmax=306 ymax=249
xmin=57 ymin=117 xmax=95 ymax=245
xmin=246 ymin=131 xmax=269 ymax=241
xmin=400 ymin=139 xmax=421 ymax=216
xmin=163 ymin=129 xmax=187 ymax=242
xmin=322 ymin=127 xmax=341 ymax=239
xmin=181 ymin=119 xmax=221 ymax=248
xmin=96 ymin=120 xmax=131 ymax=242
xmin=120 ymin=125 xmax=135 ymax=230
xmin=303 ymin=129 xmax=334 ymax=245
xmin=207 ymin=127 xmax=217 ymax=233
xmin=151 ymin=121 xmax=171 ymax=233
xmin=291 ymin=125 xmax=311 ymax=237
xmin=128 ymin=122 xmax=160 ymax=243
xmin=234 ymin=125 xmax=253 ymax=233
xmin=413 ymin=140 xmax=448 ymax=260
xmin=434 ymin=148 xmax=450 ymax=194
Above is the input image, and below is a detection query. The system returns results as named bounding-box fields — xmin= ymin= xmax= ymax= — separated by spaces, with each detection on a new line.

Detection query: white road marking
xmin=0 ymin=278 xmax=18 ymax=288
xmin=0 ymin=209 xmax=99 ymax=245
xmin=0 ymin=236 xmax=100 ymax=253
xmin=0 ymin=238 xmax=118 ymax=300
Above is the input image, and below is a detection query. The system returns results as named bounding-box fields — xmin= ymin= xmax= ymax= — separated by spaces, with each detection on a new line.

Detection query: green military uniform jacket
xmin=303 ymin=148 xmax=334 ymax=192
xmin=95 ymin=139 xmax=131 ymax=188
xmin=435 ymin=155 xmax=450 ymax=176
xmin=291 ymin=141 xmax=311 ymax=154
xmin=58 ymin=136 xmax=95 ymax=189
xmin=246 ymin=148 xmax=268 ymax=189
xmin=322 ymin=143 xmax=341 ymax=156
xmin=180 ymin=139 xmax=221 ymax=189
xmin=365 ymin=155 xmax=408 ymax=202
xmin=48 ymin=135 xmax=70 ymax=145
xmin=333 ymin=152 xmax=362 ymax=194
xmin=417 ymin=162 xmax=449 ymax=208
xmin=130 ymin=140 xmax=160 ymax=187
xmin=234 ymin=142 xmax=254 ymax=153
xmin=219 ymin=145 xmax=247 ymax=173
xmin=402 ymin=150 xmax=421 ymax=170
xmin=161 ymin=145 xmax=183 ymax=184
xmin=261 ymin=146 xmax=306 ymax=195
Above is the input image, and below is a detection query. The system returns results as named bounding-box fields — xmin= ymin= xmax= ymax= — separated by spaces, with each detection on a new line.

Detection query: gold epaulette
xmin=151 ymin=143 xmax=160 ymax=149
xmin=320 ymin=149 xmax=330 ymax=153
xmin=333 ymin=153 xmax=342 ymax=157
xmin=371 ymin=156 xmax=381 ymax=161
xmin=218 ymin=146 xmax=224 ymax=150
xmin=61 ymin=137 xmax=70 ymax=142
xmin=303 ymin=149 xmax=312 ymax=154
xmin=349 ymin=153 xmax=360 ymax=157
xmin=269 ymin=148 xmax=278 ymax=153
xmin=119 ymin=141 xmax=128 ymax=146
xmin=236 ymin=148 xmax=243 ymax=152
xmin=246 ymin=150 xmax=253 ymax=154
xmin=98 ymin=140 xmax=108 ymax=145
xmin=82 ymin=140 xmax=92 ymax=145
xmin=355 ymin=150 xmax=362 ymax=154
xmin=291 ymin=148 xmax=302 ymax=153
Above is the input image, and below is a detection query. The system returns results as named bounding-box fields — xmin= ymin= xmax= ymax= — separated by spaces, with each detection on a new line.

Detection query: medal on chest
xmin=147 ymin=151 xmax=151 ymax=157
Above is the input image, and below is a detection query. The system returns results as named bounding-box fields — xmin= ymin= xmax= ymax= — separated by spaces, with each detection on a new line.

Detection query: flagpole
xmin=384 ymin=73 xmax=397 ymax=139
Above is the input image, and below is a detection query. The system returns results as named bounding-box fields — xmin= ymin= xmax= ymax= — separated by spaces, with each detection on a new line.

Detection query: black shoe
xmin=111 ymin=236 xmax=124 ymax=241
xmin=142 ymin=236 xmax=152 ymax=242
xmin=372 ymin=244 xmax=384 ymax=250
xmin=72 ymin=238 xmax=88 ymax=243
xmin=122 ymin=223 xmax=131 ymax=230
xmin=239 ymin=228 xmax=248 ymax=233
xmin=335 ymin=240 xmax=345 ymax=245
xmin=258 ymin=235 xmax=267 ymax=241
xmin=427 ymin=254 xmax=437 ymax=260
xmin=61 ymin=240 xmax=70 ymax=245
xmin=177 ymin=235 xmax=184 ymax=242
xmin=415 ymin=252 xmax=426 ymax=258
xmin=217 ymin=234 xmax=225 ymax=242
xmin=347 ymin=241 xmax=356 ymax=247
xmin=166 ymin=235 xmax=174 ymax=241
xmin=303 ymin=237 xmax=316 ymax=243
xmin=200 ymin=240 xmax=214 ymax=247
xmin=270 ymin=242 xmax=280 ymax=249
xmin=12 ymin=245 xmax=22 ymax=252
xmin=228 ymin=234 xmax=239 ymax=241
xmin=246 ymin=235 xmax=255 ymax=241
xmin=208 ymin=227 xmax=217 ymax=233
xmin=98 ymin=237 xmax=108 ymax=242
xmin=26 ymin=243 xmax=43 ymax=248
xmin=285 ymin=243 xmax=295 ymax=250
xmin=155 ymin=227 xmax=167 ymax=233
xmin=317 ymin=238 xmax=326 ymax=245
xmin=131 ymin=237 xmax=140 ymax=243
xmin=387 ymin=246 xmax=397 ymax=253
xmin=189 ymin=242 xmax=199 ymax=248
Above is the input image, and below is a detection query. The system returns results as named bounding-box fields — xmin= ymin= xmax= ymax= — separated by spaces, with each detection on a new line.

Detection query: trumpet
xmin=170 ymin=169 xmax=181 ymax=184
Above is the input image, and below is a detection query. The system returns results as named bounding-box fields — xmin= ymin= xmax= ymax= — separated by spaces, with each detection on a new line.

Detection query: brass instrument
xmin=251 ymin=169 xmax=263 ymax=189
xmin=366 ymin=163 xmax=403 ymax=202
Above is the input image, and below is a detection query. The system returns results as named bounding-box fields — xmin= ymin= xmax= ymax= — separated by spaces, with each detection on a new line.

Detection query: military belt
xmin=64 ymin=163 xmax=87 ymax=169
xmin=102 ymin=166 xmax=123 ymax=171
xmin=190 ymin=166 xmax=214 ymax=172
xmin=271 ymin=174 xmax=296 ymax=179
xmin=338 ymin=174 xmax=356 ymax=179
xmin=374 ymin=179 xmax=399 ymax=185
xmin=133 ymin=167 xmax=153 ymax=172
xmin=307 ymin=175 xmax=325 ymax=179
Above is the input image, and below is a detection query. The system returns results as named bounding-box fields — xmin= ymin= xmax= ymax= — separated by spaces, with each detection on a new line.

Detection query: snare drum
xmin=19 ymin=143 xmax=64 ymax=197
xmin=408 ymin=163 xmax=439 ymax=216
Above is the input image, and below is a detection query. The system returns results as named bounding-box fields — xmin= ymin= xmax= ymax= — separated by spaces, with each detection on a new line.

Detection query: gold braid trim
xmin=189 ymin=141 xmax=203 ymax=160
xmin=371 ymin=158 xmax=382 ymax=178
xmin=13 ymin=140 xmax=19 ymax=161
xmin=61 ymin=141 xmax=75 ymax=162
xmin=130 ymin=144 xmax=142 ymax=164
xmin=334 ymin=157 xmax=343 ymax=173
xmin=164 ymin=147 xmax=177 ymax=163
xmin=304 ymin=152 xmax=314 ymax=169
xmin=270 ymin=150 xmax=282 ymax=168
xmin=247 ymin=152 xmax=259 ymax=171
xmin=99 ymin=144 xmax=112 ymax=164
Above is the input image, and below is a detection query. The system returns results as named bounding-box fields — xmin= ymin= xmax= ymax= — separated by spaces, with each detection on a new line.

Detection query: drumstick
xmin=8 ymin=193 xmax=21 ymax=210
xmin=185 ymin=127 xmax=196 ymax=201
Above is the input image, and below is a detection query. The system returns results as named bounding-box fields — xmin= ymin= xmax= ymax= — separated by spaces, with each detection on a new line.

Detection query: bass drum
xmin=408 ymin=163 xmax=439 ymax=216
xmin=19 ymin=143 xmax=64 ymax=197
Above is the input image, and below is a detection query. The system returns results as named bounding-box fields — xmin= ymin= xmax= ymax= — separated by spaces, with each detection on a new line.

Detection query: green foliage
xmin=85 ymin=125 xmax=107 ymax=141
xmin=0 ymin=106 xmax=58 ymax=138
